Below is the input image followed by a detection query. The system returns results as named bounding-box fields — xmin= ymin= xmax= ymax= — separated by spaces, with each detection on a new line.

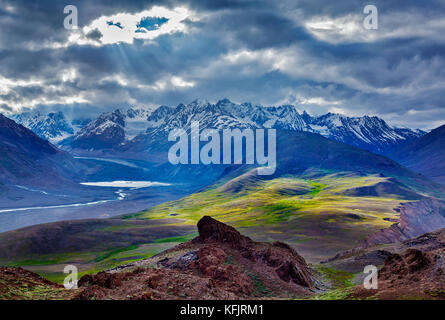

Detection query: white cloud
xmin=304 ymin=12 xmax=445 ymax=44
xmin=0 ymin=76 xmax=43 ymax=95
xmin=170 ymin=76 xmax=195 ymax=88
xmin=0 ymin=75 xmax=89 ymax=112
xmin=379 ymin=108 xmax=445 ymax=131
xmin=61 ymin=68 xmax=77 ymax=82
xmin=305 ymin=14 xmax=376 ymax=43
xmin=99 ymin=73 xmax=195 ymax=91
xmin=0 ymin=94 xmax=89 ymax=113
xmin=300 ymin=97 xmax=341 ymax=106
xmin=212 ymin=47 xmax=368 ymax=92
xmin=145 ymin=75 xmax=196 ymax=91
xmin=68 ymin=6 xmax=194 ymax=46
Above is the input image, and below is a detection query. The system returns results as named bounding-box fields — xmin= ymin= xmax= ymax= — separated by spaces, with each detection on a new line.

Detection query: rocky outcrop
xmin=259 ymin=242 xmax=313 ymax=288
xmin=195 ymin=216 xmax=253 ymax=248
xmin=193 ymin=216 xmax=313 ymax=289
xmin=326 ymin=227 xmax=445 ymax=300
xmin=78 ymin=271 xmax=123 ymax=289
xmin=379 ymin=249 xmax=431 ymax=280
xmin=362 ymin=199 xmax=445 ymax=247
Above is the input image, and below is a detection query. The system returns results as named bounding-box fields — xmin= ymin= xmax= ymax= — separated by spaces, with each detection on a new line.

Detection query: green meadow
xmin=127 ymin=172 xmax=411 ymax=261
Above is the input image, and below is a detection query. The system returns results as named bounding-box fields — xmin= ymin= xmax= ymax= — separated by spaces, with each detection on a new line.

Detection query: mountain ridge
xmin=0 ymin=113 xmax=80 ymax=187
xmin=12 ymin=99 xmax=425 ymax=155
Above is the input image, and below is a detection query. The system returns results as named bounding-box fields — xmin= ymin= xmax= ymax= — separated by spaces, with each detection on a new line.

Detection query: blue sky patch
xmin=107 ymin=21 xmax=123 ymax=29
xmin=137 ymin=17 xmax=169 ymax=31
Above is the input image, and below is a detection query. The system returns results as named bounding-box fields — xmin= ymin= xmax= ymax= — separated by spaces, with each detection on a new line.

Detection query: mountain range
xmin=7 ymin=98 xmax=445 ymax=187
xmin=12 ymin=99 xmax=425 ymax=155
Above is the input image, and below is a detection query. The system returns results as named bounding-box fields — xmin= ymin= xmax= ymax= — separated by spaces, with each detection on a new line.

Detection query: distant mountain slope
xmin=12 ymin=111 xmax=75 ymax=144
xmin=126 ymin=130 xmax=445 ymax=260
xmin=0 ymin=114 xmax=82 ymax=188
xmin=127 ymin=127 xmax=442 ymax=195
xmin=273 ymin=131 xmax=435 ymax=191
xmin=392 ymin=124 xmax=445 ymax=184
xmin=70 ymin=109 xmax=127 ymax=150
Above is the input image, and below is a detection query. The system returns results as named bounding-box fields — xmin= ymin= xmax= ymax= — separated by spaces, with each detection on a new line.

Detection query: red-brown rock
xmin=196 ymin=216 xmax=252 ymax=248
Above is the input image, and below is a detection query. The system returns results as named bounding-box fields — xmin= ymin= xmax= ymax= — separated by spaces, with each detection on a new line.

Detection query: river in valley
xmin=0 ymin=157 xmax=195 ymax=233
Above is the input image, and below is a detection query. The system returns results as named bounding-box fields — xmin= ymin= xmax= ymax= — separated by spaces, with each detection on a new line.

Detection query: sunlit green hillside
xmin=128 ymin=170 xmax=415 ymax=261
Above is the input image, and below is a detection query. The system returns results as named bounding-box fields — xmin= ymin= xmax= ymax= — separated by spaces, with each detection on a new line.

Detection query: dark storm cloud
xmin=0 ymin=0 xmax=444 ymax=129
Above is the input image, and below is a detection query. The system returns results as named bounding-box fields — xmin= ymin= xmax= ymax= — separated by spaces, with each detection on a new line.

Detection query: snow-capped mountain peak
xmin=12 ymin=110 xmax=74 ymax=143
xmin=12 ymin=99 xmax=426 ymax=155
xmin=305 ymin=112 xmax=425 ymax=152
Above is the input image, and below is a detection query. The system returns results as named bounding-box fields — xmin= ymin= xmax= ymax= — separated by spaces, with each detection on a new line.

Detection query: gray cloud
xmin=0 ymin=0 xmax=444 ymax=130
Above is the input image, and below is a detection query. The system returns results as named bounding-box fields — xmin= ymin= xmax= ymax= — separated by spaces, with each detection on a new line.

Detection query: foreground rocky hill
xmin=74 ymin=216 xmax=316 ymax=300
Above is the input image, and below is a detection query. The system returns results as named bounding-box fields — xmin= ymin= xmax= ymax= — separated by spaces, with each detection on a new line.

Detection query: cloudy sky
xmin=0 ymin=0 xmax=444 ymax=129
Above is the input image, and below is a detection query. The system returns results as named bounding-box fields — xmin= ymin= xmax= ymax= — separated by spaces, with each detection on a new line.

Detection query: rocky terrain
xmin=0 ymin=267 xmax=75 ymax=300
xmin=73 ymin=216 xmax=316 ymax=300
xmin=321 ymin=226 xmax=445 ymax=300
xmin=370 ymin=247 xmax=445 ymax=299
xmin=1 ymin=216 xmax=444 ymax=300
xmin=361 ymin=198 xmax=445 ymax=247
xmin=0 ymin=216 xmax=318 ymax=300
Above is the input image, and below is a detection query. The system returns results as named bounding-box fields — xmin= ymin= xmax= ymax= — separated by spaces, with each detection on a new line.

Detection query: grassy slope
xmin=126 ymin=172 xmax=412 ymax=262
xmin=0 ymin=218 xmax=196 ymax=283
xmin=0 ymin=269 xmax=75 ymax=300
